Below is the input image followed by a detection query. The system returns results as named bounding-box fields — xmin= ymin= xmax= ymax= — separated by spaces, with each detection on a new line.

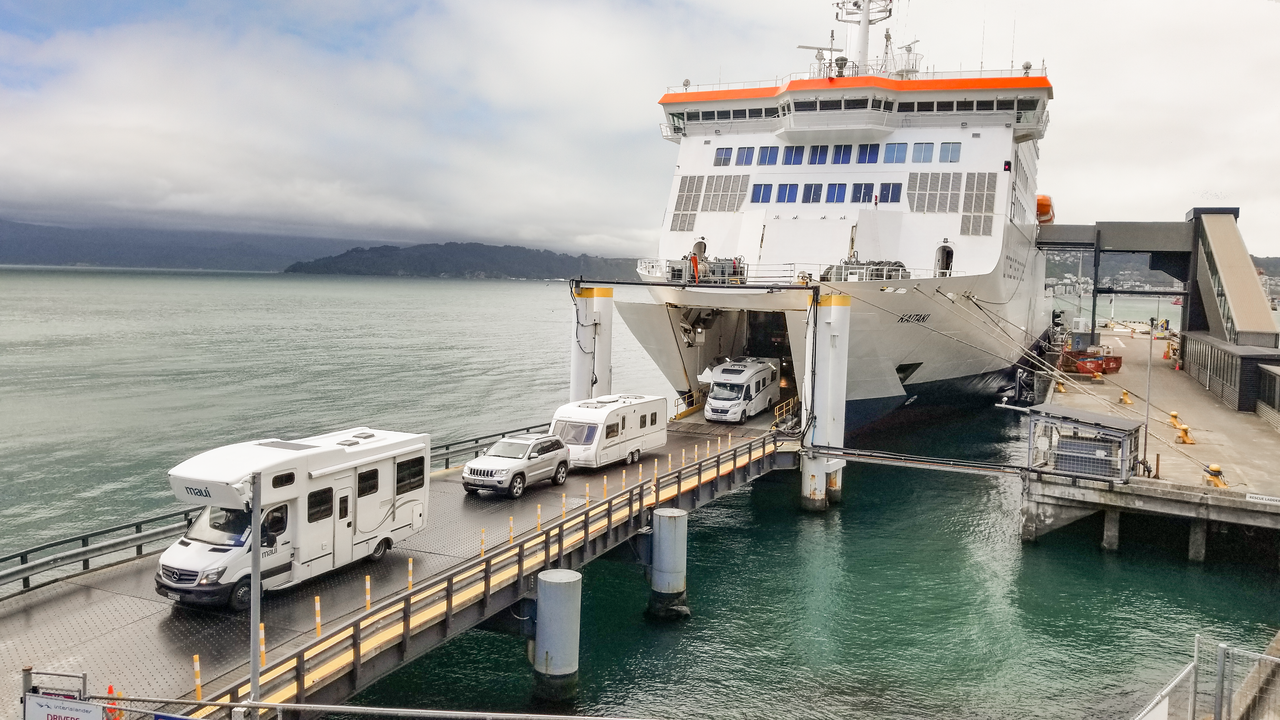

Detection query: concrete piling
xmin=1102 ymin=509 xmax=1120 ymax=552
xmin=647 ymin=508 xmax=691 ymax=620
xmin=531 ymin=569 xmax=582 ymax=702
xmin=569 ymin=286 xmax=612 ymax=402
xmin=1189 ymin=518 xmax=1208 ymax=562
xmin=799 ymin=293 xmax=850 ymax=512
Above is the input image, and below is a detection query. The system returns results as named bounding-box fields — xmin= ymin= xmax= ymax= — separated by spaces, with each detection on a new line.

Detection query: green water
xmin=3 ymin=267 xmax=1277 ymax=719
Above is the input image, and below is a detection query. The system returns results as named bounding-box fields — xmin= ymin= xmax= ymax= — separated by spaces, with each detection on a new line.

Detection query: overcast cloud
xmin=0 ymin=0 xmax=1276 ymax=257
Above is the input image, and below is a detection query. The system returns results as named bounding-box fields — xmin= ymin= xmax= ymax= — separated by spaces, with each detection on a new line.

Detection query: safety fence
xmin=1132 ymin=636 xmax=1280 ymax=720
xmin=432 ymin=423 xmax=550 ymax=470
xmin=185 ymin=434 xmax=783 ymax=720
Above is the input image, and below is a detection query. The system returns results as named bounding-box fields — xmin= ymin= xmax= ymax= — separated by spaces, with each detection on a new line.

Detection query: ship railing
xmin=639 ymin=259 xmax=964 ymax=285
xmin=667 ymin=66 xmax=1048 ymax=95
xmin=782 ymin=109 xmax=899 ymax=131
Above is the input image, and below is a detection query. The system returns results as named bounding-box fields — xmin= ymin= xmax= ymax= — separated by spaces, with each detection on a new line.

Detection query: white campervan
xmin=551 ymin=394 xmax=667 ymax=468
xmin=156 ymin=427 xmax=430 ymax=611
xmin=702 ymin=357 xmax=781 ymax=424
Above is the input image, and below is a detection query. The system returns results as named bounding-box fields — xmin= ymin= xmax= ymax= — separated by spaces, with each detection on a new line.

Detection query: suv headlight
xmin=198 ymin=568 xmax=227 ymax=585
xmin=493 ymin=468 xmax=509 ymax=476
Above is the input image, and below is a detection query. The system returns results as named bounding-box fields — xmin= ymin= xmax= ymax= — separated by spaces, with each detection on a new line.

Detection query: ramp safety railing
xmin=185 ymin=433 xmax=782 ymax=720
xmin=1132 ymin=635 xmax=1280 ymax=720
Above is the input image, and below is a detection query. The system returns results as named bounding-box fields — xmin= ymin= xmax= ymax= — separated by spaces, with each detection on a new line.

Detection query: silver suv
xmin=462 ymin=433 xmax=570 ymax=499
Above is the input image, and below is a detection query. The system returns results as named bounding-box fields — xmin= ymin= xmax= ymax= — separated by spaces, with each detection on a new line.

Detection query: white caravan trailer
xmin=156 ymin=427 xmax=430 ymax=610
xmin=702 ymin=357 xmax=780 ymax=424
xmin=551 ymin=394 xmax=667 ymax=468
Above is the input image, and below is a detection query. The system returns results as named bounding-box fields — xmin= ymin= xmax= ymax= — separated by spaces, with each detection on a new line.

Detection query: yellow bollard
xmin=314 ymin=596 xmax=322 ymax=637
xmin=718 ymin=436 xmax=722 ymax=453
xmin=1055 ymin=381 xmax=1067 ymax=393
xmin=667 ymin=455 xmax=671 ymax=472
xmin=682 ymin=449 xmax=686 ymax=466
xmin=480 ymin=528 xmax=486 ymax=557
xmin=537 ymin=504 xmax=542 ymax=531
xmin=509 ymin=516 xmax=514 ymax=543
xmin=655 ymin=458 xmax=659 ymax=478
xmin=258 ymin=622 xmax=266 ymax=667
xmin=408 ymin=557 xmax=413 ymax=592
xmin=1169 ymin=411 xmax=1180 ymax=428
xmin=586 ymin=483 xmax=590 ymax=505
xmin=604 ymin=476 xmax=608 ymax=498
xmin=364 ymin=576 xmax=371 ymax=610
xmin=561 ymin=493 xmax=566 ymax=518
xmin=622 ymin=469 xmax=626 ymax=488
xmin=1176 ymin=424 xmax=1196 ymax=445
xmin=193 ymin=655 xmax=202 ymax=701
xmin=1119 ymin=390 xmax=1134 ymax=405
xmin=1204 ymin=464 xmax=1227 ymax=488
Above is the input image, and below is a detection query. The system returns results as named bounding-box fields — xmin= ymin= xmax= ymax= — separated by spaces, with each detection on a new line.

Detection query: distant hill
xmin=285 ymin=243 xmax=639 ymax=280
xmin=1253 ymin=256 xmax=1280 ymax=276
xmin=0 ymin=218 xmax=389 ymax=272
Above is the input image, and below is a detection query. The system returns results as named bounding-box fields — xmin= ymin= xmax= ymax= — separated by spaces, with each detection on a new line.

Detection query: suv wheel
xmin=508 ymin=474 xmax=526 ymax=499
xmin=552 ymin=462 xmax=568 ymax=486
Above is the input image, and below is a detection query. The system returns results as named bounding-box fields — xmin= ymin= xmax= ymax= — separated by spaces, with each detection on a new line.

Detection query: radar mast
xmin=834 ymin=0 xmax=892 ymax=73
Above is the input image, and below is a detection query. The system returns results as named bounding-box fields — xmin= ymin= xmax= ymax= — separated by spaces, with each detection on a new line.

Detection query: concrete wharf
xmin=1022 ymin=326 xmax=1280 ymax=560
xmin=1 ymin=418 xmax=796 ymax=720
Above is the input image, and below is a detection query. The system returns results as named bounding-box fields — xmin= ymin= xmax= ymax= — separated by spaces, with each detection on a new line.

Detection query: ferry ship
xmin=616 ymin=0 xmax=1055 ymax=431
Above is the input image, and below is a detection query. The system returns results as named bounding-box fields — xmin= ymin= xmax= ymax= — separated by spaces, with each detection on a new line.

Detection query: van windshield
xmin=486 ymin=440 xmax=530 ymax=459
xmin=185 ymin=506 xmax=250 ymax=547
xmin=554 ymin=421 xmax=599 ymax=446
xmin=710 ymin=383 xmax=745 ymax=401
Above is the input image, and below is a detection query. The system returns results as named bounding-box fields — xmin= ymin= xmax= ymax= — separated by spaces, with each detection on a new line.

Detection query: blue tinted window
xmin=832 ymin=145 xmax=853 ymax=164
xmin=801 ymin=184 xmax=822 ymax=203
xmin=714 ymin=148 xmax=732 ymax=166
xmin=939 ymin=142 xmax=961 ymax=163
xmin=884 ymin=143 xmax=907 ymax=163
xmin=751 ymin=184 xmax=773 ymax=203
xmin=777 ymin=184 xmax=798 ymax=203
xmin=783 ymin=146 xmax=804 ymax=165
xmin=857 ymin=144 xmax=880 ymax=164
xmin=808 ymin=145 xmax=829 ymax=165
xmin=912 ymin=143 xmax=934 ymax=163
xmin=879 ymin=183 xmax=902 ymax=203
xmin=826 ymin=184 xmax=847 ymax=203
xmin=758 ymin=146 xmax=779 ymax=165
xmin=735 ymin=147 xmax=755 ymax=166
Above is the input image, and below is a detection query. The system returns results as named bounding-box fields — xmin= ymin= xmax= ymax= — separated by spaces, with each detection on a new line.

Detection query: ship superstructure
xmin=616 ymin=8 xmax=1056 ymax=431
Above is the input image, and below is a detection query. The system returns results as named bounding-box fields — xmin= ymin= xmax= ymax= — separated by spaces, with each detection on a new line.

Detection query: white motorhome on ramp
xmin=551 ymin=394 xmax=667 ymax=468
xmin=157 ymin=427 xmax=430 ymax=610
xmin=702 ymin=357 xmax=780 ymax=424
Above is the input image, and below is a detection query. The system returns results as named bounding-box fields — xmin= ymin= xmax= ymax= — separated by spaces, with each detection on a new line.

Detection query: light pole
xmin=1142 ymin=310 xmax=1156 ymax=467
xmin=249 ymin=472 xmax=262 ymax=702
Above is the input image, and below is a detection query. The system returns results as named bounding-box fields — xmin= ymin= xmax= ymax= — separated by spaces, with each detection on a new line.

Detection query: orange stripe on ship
xmin=659 ymin=75 xmax=1052 ymax=104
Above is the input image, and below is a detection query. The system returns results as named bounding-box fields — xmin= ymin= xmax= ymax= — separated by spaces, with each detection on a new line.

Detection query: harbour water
xmin=3 ymin=267 xmax=1278 ymax=719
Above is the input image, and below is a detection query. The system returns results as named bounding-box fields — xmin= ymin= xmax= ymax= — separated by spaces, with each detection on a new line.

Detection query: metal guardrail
xmin=0 ymin=508 xmax=202 ymax=596
xmin=0 ymin=423 xmax=552 ymax=598
xmin=187 ymin=433 xmax=782 ymax=720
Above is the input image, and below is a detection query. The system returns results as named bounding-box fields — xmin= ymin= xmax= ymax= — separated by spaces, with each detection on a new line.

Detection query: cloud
xmin=0 ymin=0 xmax=1277 ymax=256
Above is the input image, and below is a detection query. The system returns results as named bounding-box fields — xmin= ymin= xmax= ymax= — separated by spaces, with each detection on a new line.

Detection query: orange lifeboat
xmin=1036 ymin=195 xmax=1055 ymax=224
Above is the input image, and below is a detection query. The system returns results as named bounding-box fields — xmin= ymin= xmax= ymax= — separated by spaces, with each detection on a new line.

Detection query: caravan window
xmin=396 ymin=457 xmax=426 ymax=494
xmin=640 ymin=414 xmax=648 ymax=429
xmin=357 ymin=469 xmax=379 ymax=498
xmin=307 ymin=488 xmax=333 ymax=523
xmin=554 ymin=421 xmax=598 ymax=446
xmin=651 ymin=412 xmax=658 ymax=425
xmin=272 ymin=472 xmax=294 ymax=488
xmin=185 ymin=506 xmax=251 ymax=547
xmin=621 ymin=416 xmax=626 ymax=431
xmin=605 ymin=423 xmax=619 ymax=439
xmin=771 ymin=369 xmax=778 ymax=382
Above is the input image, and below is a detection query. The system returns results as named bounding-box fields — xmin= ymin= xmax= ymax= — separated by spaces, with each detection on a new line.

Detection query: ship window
xmin=751 ymin=184 xmax=773 ymax=203
xmin=897 ymin=102 xmax=915 ymax=112
xmin=735 ymin=147 xmax=755 ymax=166
xmin=826 ymin=184 xmax=847 ymax=203
xmin=758 ymin=146 xmax=779 ymax=165
xmin=697 ymin=111 xmax=713 ymax=121
xmin=846 ymin=98 xmax=869 ymax=110
xmin=732 ymin=109 xmax=747 ymax=119
xmin=819 ymin=99 xmax=842 ymax=111
xmin=856 ymin=143 xmax=880 ymax=164
xmin=883 ymin=100 xmax=895 ymax=111
xmin=940 ymin=142 xmax=962 ymax=163
xmin=832 ymin=144 xmax=852 ymax=164
xmin=936 ymin=101 xmax=955 ymax=112
xmin=668 ymin=112 xmax=685 ymax=124
xmin=996 ymin=98 xmax=1015 ymax=111
xmin=884 ymin=143 xmax=908 ymax=163
xmin=396 ymin=456 xmax=426 ymax=494
xmin=307 ymin=488 xmax=332 ymax=523
xmin=714 ymin=148 xmax=732 ymax=166
xmin=917 ymin=101 xmax=935 ymax=112
xmin=783 ymin=146 xmax=804 ymax=165
xmin=765 ymin=107 xmax=780 ymax=118
xmin=976 ymin=100 xmax=995 ymax=111
xmin=912 ymin=143 xmax=934 ymax=163
xmin=808 ymin=145 xmax=829 ymax=164
xmin=357 ymin=469 xmax=379 ymax=498
xmin=850 ymin=183 xmax=874 ymax=203
xmin=748 ymin=108 xmax=763 ymax=118
xmin=794 ymin=100 xmax=817 ymax=112
xmin=716 ymin=110 xmax=731 ymax=120
xmin=956 ymin=100 xmax=975 ymax=111
xmin=272 ymin=472 xmax=295 ymax=489
xmin=801 ymin=184 xmax=822 ymax=203
xmin=879 ymin=182 xmax=903 ymax=203
xmin=776 ymin=184 xmax=798 ymax=203
xmin=1017 ymin=98 xmax=1039 ymax=111
xmin=871 ymin=98 xmax=883 ymax=110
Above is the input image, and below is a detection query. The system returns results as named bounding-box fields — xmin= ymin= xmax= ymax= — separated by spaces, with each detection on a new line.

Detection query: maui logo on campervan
xmin=183 ymin=486 xmax=212 ymax=499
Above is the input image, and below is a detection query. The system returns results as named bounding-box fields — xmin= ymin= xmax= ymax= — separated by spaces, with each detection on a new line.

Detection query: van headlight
xmin=198 ymin=568 xmax=226 ymax=585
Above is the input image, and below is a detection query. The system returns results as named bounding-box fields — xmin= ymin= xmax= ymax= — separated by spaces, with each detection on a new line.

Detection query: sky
xmin=0 ymin=0 xmax=1277 ymax=258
